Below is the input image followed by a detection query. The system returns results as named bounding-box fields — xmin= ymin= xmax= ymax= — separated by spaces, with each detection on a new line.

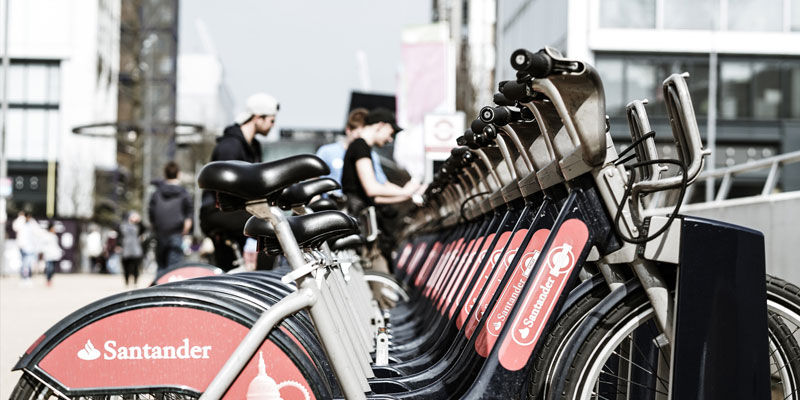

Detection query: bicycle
xmin=9 ymin=47 xmax=799 ymax=400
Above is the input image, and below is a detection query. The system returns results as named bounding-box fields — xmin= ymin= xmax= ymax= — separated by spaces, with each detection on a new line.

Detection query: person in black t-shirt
xmin=341 ymin=108 xmax=423 ymax=215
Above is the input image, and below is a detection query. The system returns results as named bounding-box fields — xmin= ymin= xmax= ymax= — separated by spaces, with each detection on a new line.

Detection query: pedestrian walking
xmin=12 ymin=211 xmax=40 ymax=284
xmin=148 ymin=161 xmax=193 ymax=271
xmin=42 ymin=223 xmax=63 ymax=286
xmin=119 ymin=211 xmax=144 ymax=286
xmin=85 ymin=225 xmax=104 ymax=273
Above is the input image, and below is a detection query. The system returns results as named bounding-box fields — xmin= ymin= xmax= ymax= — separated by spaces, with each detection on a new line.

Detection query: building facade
xmin=496 ymin=0 xmax=800 ymax=195
xmin=5 ymin=0 xmax=120 ymax=218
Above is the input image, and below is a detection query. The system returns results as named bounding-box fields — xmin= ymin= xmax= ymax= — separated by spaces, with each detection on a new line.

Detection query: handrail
xmin=695 ymin=150 xmax=800 ymax=181
xmin=697 ymin=150 xmax=800 ymax=202
xmin=646 ymin=150 xmax=800 ymax=209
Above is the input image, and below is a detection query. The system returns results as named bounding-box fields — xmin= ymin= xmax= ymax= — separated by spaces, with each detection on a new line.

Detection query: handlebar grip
xmin=498 ymin=80 xmax=531 ymax=102
xmin=478 ymin=106 xmax=496 ymax=124
xmin=510 ymin=48 xmax=552 ymax=78
xmin=482 ymin=125 xmax=498 ymax=141
xmin=451 ymin=146 xmax=469 ymax=159
xmin=456 ymin=135 xmax=467 ymax=146
xmin=493 ymin=92 xmax=515 ymax=107
xmin=470 ymin=118 xmax=487 ymax=134
xmin=464 ymin=130 xmax=483 ymax=150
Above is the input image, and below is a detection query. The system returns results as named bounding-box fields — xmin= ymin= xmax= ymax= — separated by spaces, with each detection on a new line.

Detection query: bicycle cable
xmin=612 ymin=157 xmax=688 ymax=244
xmin=460 ymin=191 xmax=491 ymax=222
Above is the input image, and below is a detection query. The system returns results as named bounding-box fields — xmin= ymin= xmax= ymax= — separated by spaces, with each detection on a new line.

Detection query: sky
xmin=178 ymin=0 xmax=432 ymax=132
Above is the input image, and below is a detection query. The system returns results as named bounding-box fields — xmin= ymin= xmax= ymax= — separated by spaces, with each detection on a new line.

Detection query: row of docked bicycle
xmin=10 ymin=47 xmax=800 ymax=399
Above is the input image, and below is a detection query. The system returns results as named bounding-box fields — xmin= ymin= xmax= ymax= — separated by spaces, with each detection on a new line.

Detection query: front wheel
xmin=10 ymin=372 xmax=198 ymax=399
xmin=550 ymin=288 xmax=800 ymax=400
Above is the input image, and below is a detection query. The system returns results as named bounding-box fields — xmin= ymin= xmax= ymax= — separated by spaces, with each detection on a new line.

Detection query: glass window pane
xmin=47 ymin=64 xmax=60 ymax=103
xmin=26 ymin=109 xmax=47 ymax=160
xmin=599 ymin=0 xmax=655 ymax=28
xmin=8 ymin=64 xmax=26 ymax=103
xmin=650 ymin=59 xmax=694 ymax=116
xmin=793 ymin=0 xmax=800 ymax=30
xmin=626 ymin=61 xmax=657 ymax=105
xmin=720 ymin=61 xmax=752 ymax=119
xmin=751 ymin=62 xmax=782 ymax=119
xmin=6 ymin=109 xmax=25 ymax=159
xmin=48 ymin=110 xmax=60 ymax=159
xmin=728 ymin=0 xmax=782 ymax=31
xmin=664 ymin=0 xmax=718 ymax=30
xmin=788 ymin=62 xmax=800 ymax=118
xmin=684 ymin=61 xmax=710 ymax=117
xmin=596 ymin=58 xmax=625 ymax=116
xmin=26 ymin=64 xmax=48 ymax=104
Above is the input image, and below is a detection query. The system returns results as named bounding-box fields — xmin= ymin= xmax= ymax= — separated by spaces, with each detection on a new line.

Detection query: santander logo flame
xmin=77 ymin=340 xmax=101 ymax=360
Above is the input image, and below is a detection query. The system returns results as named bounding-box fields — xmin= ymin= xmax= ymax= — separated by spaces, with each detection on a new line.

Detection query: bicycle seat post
xmin=245 ymin=201 xmax=371 ymax=399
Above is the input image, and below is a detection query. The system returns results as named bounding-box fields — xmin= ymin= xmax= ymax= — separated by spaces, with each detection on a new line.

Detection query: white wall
xmin=176 ymin=53 xmax=233 ymax=135
xmin=495 ymin=0 xmax=569 ymax=82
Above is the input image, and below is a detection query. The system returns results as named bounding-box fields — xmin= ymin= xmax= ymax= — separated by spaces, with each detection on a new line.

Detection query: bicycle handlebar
xmin=498 ymin=80 xmax=532 ymax=103
xmin=510 ymin=49 xmax=553 ymax=78
xmin=493 ymin=92 xmax=515 ymax=107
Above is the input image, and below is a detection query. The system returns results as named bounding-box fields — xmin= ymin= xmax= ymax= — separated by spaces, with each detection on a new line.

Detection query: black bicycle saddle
xmin=197 ymin=155 xmax=330 ymax=202
xmin=244 ymin=211 xmax=359 ymax=253
xmin=308 ymin=198 xmax=338 ymax=212
xmin=330 ymin=234 xmax=365 ymax=251
xmin=277 ymin=178 xmax=340 ymax=210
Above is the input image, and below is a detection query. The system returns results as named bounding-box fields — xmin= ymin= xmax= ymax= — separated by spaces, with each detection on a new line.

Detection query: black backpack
xmin=150 ymin=188 xmax=187 ymax=237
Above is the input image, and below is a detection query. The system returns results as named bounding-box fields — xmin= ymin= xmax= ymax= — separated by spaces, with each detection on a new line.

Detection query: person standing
xmin=119 ymin=211 xmax=144 ymax=287
xmin=316 ymin=107 xmax=388 ymax=190
xmin=41 ymin=223 xmax=62 ymax=286
xmin=148 ymin=161 xmax=193 ymax=271
xmin=340 ymin=108 xmax=421 ymax=213
xmin=341 ymin=108 xmax=425 ymax=273
xmin=199 ymin=92 xmax=279 ymax=271
xmin=12 ymin=211 xmax=40 ymax=284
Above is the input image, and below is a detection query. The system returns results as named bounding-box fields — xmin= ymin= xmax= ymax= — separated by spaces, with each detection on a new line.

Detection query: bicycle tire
xmin=526 ymin=277 xmax=611 ymax=399
xmin=547 ymin=278 xmax=800 ymax=400
xmin=10 ymin=371 xmax=198 ymax=399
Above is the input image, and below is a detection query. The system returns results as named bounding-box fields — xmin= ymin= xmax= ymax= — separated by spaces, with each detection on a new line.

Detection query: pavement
xmin=0 ymin=272 xmax=155 ymax=398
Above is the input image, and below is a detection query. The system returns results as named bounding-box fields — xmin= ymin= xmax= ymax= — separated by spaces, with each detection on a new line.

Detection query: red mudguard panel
xmin=38 ymin=307 xmax=315 ymax=399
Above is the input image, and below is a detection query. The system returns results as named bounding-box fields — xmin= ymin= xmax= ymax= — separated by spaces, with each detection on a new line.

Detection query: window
xmin=598 ymin=54 xmax=800 ymax=120
xmin=789 ymin=66 xmax=800 ymax=118
xmin=595 ymin=54 xmax=709 ymax=118
xmin=663 ymin=0 xmax=718 ymax=30
xmin=727 ymin=0 xmax=783 ymax=31
xmin=5 ymin=61 xmax=61 ymax=161
xmin=720 ymin=58 xmax=798 ymax=120
xmin=751 ymin=62 xmax=782 ymax=119
xmin=597 ymin=0 xmax=794 ymax=32
xmin=599 ymin=0 xmax=655 ymax=29
xmin=720 ymin=61 xmax=751 ymax=118
xmin=794 ymin=0 xmax=800 ymax=30
xmin=595 ymin=58 xmax=624 ymax=115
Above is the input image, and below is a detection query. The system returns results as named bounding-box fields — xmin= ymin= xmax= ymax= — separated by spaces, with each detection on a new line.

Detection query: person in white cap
xmin=213 ymin=92 xmax=279 ymax=163
xmin=199 ymin=92 xmax=279 ymax=270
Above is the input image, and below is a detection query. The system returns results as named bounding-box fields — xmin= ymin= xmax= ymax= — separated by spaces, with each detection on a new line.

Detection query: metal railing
xmin=647 ymin=150 xmax=800 ymax=209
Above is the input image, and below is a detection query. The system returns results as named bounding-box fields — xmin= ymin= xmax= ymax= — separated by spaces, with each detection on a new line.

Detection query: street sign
xmin=424 ymin=112 xmax=464 ymax=156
